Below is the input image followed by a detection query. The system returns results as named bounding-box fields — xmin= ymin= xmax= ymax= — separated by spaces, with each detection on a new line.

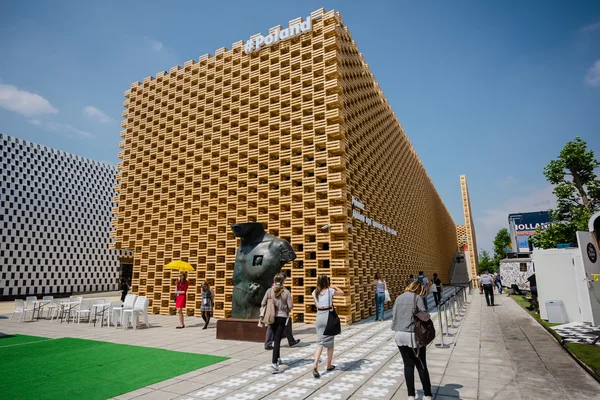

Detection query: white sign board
xmin=245 ymin=17 xmax=312 ymax=54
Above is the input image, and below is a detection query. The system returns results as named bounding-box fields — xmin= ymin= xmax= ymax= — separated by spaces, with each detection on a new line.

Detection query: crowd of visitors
xmin=163 ymin=269 xmax=445 ymax=395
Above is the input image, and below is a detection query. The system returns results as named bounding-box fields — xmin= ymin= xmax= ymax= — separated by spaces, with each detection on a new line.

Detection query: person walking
xmin=312 ymin=275 xmax=344 ymax=378
xmin=261 ymin=273 xmax=294 ymax=373
xmin=392 ymin=280 xmax=433 ymax=400
xmin=417 ymin=271 xmax=431 ymax=311
xmin=265 ymin=273 xmax=300 ymax=349
xmin=200 ymin=281 xmax=214 ymax=330
xmin=495 ymin=272 xmax=503 ymax=294
xmin=480 ymin=270 xmax=495 ymax=306
xmin=373 ymin=273 xmax=387 ymax=321
xmin=525 ymin=273 xmax=538 ymax=312
xmin=175 ymin=273 xmax=189 ymax=329
xmin=431 ymin=273 xmax=443 ymax=308
xmin=406 ymin=274 xmax=415 ymax=285
xmin=120 ymin=278 xmax=129 ymax=302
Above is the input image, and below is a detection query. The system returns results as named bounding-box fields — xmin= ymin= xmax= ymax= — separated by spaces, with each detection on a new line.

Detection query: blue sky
xmin=1 ymin=0 xmax=599 ymax=251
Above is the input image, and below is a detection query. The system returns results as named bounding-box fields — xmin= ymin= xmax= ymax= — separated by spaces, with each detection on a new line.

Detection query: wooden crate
xmin=113 ymin=8 xmax=457 ymax=325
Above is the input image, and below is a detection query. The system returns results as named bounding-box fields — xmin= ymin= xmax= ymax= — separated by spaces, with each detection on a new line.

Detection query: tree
xmin=478 ymin=250 xmax=495 ymax=274
xmin=493 ymin=228 xmax=511 ymax=265
xmin=532 ymin=137 xmax=600 ymax=248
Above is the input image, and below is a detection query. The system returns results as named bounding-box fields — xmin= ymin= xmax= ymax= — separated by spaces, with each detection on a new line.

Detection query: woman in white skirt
xmin=312 ymin=275 xmax=344 ymax=378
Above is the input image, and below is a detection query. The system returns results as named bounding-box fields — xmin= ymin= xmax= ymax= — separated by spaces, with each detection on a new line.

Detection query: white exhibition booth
xmin=533 ymin=213 xmax=600 ymax=325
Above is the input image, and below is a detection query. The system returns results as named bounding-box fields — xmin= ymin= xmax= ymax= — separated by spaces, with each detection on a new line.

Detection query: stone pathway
xmin=2 ymin=288 xmax=597 ymax=399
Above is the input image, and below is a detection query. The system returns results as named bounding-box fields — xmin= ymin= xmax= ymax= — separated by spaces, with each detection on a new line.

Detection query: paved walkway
xmin=1 ymin=290 xmax=598 ymax=399
xmin=436 ymin=292 xmax=600 ymax=400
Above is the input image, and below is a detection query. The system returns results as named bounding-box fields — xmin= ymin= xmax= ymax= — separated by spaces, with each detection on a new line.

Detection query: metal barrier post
xmin=443 ymin=302 xmax=453 ymax=337
xmin=435 ymin=301 xmax=450 ymax=348
xmin=453 ymin=296 xmax=460 ymax=327
xmin=453 ymin=294 xmax=459 ymax=316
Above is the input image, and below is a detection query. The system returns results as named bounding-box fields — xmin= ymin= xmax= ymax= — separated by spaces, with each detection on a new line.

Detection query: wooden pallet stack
xmin=112 ymin=8 xmax=457 ymax=324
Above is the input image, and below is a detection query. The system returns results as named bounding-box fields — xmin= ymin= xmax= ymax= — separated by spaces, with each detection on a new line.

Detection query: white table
xmin=31 ymin=300 xmax=52 ymax=321
xmin=91 ymin=303 xmax=110 ymax=327
xmin=59 ymin=301 xmax=81 ymax=323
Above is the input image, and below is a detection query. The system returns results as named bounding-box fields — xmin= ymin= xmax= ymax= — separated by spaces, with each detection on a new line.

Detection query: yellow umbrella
xmin=164 ymin=260 xmax=195 ymax=271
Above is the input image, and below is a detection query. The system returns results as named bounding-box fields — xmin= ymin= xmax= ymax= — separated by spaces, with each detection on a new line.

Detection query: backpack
xmin=412 ymin=294 xmax=435 ymax=348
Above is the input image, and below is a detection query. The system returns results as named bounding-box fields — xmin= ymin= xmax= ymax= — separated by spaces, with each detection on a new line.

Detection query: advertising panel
xmin=508 ymin=211 xmax=552 ymax=252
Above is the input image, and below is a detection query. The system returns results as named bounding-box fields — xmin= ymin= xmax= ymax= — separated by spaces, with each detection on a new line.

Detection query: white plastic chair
xmin=74 ymin=300 xmax=94 ymax=324
xmin=42 ymin=296 xmax=56 ymax=318
xmin=25 ymin=296 xmax=37 ymax=309
xmin=113 ymin=294 xmax=137 ymax=328
xmin=122 ymin=296 xmax=149 ymax=330
xmin=9 ymin=299 xmax=35 ymax=323
xmin=41 ymin=296 xmax=56 ymax=319
xmin=106 ymin=301 xmax=123 ymax=327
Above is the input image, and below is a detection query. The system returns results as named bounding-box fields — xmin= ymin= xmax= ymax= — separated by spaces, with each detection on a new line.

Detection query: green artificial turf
xmin=0 ymin=336 xmax=227 ymax=400
xmin=0 ymin=334 xmax=50 ymax=347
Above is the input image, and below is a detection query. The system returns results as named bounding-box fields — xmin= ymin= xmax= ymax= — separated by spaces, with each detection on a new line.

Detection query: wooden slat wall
xmin=112 ymin=8 xmax=457 ymax=324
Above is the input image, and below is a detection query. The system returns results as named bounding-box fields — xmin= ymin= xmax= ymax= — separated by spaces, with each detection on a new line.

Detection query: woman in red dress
xmin=175 ymin=273 xmax=189 ymax=329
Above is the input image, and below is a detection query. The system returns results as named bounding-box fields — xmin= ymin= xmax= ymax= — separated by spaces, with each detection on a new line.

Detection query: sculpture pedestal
xmin=216 ymin=318 xmax=266 ymax=342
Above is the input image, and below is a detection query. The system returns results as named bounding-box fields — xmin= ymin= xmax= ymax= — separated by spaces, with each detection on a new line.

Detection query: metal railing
xmin=435 ymin=285 xmax=469 ymax=349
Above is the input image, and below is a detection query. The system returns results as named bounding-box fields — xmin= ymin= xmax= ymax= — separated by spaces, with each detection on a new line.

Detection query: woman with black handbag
xmin=311 ymin=275 xmax=344 ymax=378
xmin=391 ymin=280 xmax=433 ymax=400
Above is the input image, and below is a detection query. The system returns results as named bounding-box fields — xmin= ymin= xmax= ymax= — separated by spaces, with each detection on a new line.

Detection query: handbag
xmin=261 ymin=289 xmax=276 ymax=326
xmin=323 ymin=289 xmax=341 ymax=336
xmin=384 ymin=289 xmax=391 ymax=302
xmin=412 ymin=294 xmax=435 ymax=348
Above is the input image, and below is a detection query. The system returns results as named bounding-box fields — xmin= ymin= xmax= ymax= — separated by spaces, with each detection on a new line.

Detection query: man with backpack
xmin=417 ymin=271 xmax=431 ymax=311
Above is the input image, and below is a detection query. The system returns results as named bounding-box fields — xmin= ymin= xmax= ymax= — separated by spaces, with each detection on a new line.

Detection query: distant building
xmin=0 ymin=134 xmax=131 ymax=298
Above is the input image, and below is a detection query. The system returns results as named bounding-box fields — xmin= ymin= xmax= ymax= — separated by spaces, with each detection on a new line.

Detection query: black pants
xmin=483 ymin=284 xmax=494 ymax=306
xmin=265 ymin=319 xmax=296 ymax=348
xmin=398 ymin=345 xmax=432 ymax=397
xmin=271 ymin=317 xmax=287 ymax=364
xmin=433 ymin=291 xmax=442 ymax=307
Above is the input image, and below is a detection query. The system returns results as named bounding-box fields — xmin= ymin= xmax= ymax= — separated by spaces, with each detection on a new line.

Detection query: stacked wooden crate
xmin=112 ymin=8 xmax=457 ymax=324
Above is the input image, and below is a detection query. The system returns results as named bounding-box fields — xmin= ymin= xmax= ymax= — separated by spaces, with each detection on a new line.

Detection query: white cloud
xmin=474 ymin=184 xmax=556 ymax=252
xmin=28 ymin=119 xmax=94 ymax=140
xmin=585 ymin=60 xmax=600 ymax=87
xmin=145 ymin=37 xmax=164 ymax=52
xmin=580 ymin=21 xmax=600 ymax=33
xmin=83 ymin=105 xmax=113 ymax=123
xmin=0 ymin=83 xmax=58 ymax=117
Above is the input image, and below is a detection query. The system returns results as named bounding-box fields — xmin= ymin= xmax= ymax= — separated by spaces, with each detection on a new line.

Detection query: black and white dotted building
xmin=0 ymin=134 xmax=131 ymax=298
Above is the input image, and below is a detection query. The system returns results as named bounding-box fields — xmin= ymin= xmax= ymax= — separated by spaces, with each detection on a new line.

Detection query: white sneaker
xmin=270 ymin=364 xmax=279 ymax=373
xmin=408 ymin=396 xmax=415 ymax=400
xmin=424 ymin=397 xmax=433 ymax=400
